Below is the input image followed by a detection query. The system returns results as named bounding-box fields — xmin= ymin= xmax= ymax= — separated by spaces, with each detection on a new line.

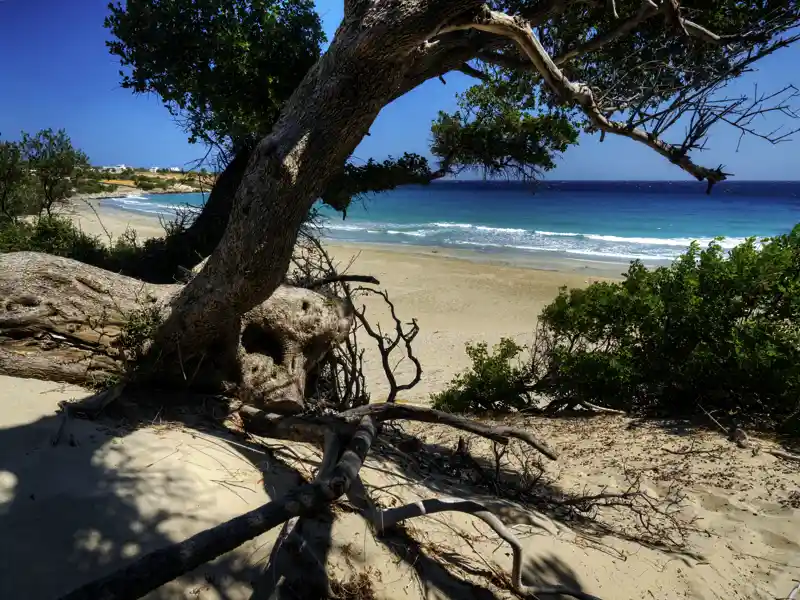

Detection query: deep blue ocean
xmin=104 ymin=180 xmax=800 ymax=262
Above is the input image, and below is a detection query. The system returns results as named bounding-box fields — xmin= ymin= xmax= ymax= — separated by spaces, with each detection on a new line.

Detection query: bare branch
xmin=352 ymin=287 xmax=422 ymax=404
xmin=346 ymin=479 xmax=602 ymax=600
xmin=307 ymin=274 xmax=380 ymax=289
xmin=59 ymin=416 xmax=378 ymax=600
xmin=343 ymin=402 xmax=558 ymax=460
xmin=463 ymin=7 xmax=736 ymax=189
xmin=553 ymin=0 xmax=660 ymax=66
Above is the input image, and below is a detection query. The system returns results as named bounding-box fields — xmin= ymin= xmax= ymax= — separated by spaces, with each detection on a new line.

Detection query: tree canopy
xmin=106 ymin=0 xmax=799 ymax=194
xmin=0 ymin=129 xmax=89 ymax=219
xmin=105 ymin=0 xmax=326 ymax=150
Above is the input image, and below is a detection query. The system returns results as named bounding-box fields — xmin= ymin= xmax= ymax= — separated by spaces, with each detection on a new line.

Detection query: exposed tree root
xmin=343 ymin=403 xmax=557 ymax=460
xmin=345 ymin=477 xmax=602 ymax=600
xmin=237 ymin=402 xmax=557 ymax=461
xmin=58 ymin=416 xmax=377 ymax=600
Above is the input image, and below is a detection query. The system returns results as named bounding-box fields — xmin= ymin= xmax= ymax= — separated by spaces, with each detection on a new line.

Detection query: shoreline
xmin=70 ymin=196 xmax=660 ymax=277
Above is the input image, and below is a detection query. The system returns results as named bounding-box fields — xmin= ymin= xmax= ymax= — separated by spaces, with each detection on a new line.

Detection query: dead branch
xmin=344 ymin=402 xmax=557 ymax=460
xmin=768 ymin=449 xmax=800 ymax=463
xmin=352 ymin=286 xmax=422 ymax=404
xmin=307 ymin=274 xmax=380 ymax=289
xmin=346 ymin=478 xmax=602 ymax=600
xmin=58 ymin=416 xmax=377 ymax=600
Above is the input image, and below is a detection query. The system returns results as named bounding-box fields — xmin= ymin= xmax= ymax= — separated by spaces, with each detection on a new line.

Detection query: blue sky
xmin=1 ymin=0 xmax=798 ymax=180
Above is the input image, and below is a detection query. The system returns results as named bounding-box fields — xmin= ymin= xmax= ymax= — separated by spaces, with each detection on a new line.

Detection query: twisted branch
xmin=346 ymin=477 xmax=602 ymax=600
xmin=463 ymin=7 xmax=735 ymax=189
xmin=59 ymin=416 xmax=378 ymax=600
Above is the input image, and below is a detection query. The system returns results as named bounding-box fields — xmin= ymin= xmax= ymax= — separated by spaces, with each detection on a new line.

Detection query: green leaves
xmin=0 ymin=138 xmax=34 ymax=220
xmin=431 ymin=73 xmax=579 ymax=180
xmin=431 ymin=338 xmax=530 ymax=413
xmin=1 ymin=130 xmax=89 ymax=219
xmin=536 ymin=229 xmax=800 ymax=432
xmin=105 ymin=0 xmax=324 ymax=148
xmin=21 ymin=129 xmax=90 ymax=217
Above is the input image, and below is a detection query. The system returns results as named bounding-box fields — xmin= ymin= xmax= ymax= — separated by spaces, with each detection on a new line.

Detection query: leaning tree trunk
xmin=0 ymin=252 xmax=351 ymax=412
xmin=122 ymin=145 xmax=255 ymax=283
xmin=1 ymin=0 xmax=483 ymax=394
xmin=139 ymin=1 xmax=477 ymax=381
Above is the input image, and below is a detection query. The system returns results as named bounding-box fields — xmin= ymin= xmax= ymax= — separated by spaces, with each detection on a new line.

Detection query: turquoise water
xmin=103 ymin=180 xmax=800 ymax=261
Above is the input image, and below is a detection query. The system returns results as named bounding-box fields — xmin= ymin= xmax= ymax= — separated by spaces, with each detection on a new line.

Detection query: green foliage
xmin=432 ymin=74 xmax=580 ymax=179
xmin=74 ymin=179 xmax=119 ymax=194
xmin=322 ymin=153 xmax=436 ymax=213
xmin=116 ymin=303 xmax=164 ymax=365
xmin=0 ymin=139 xmax=36 ymax=219
xmin=105 ymin=0 xmax=325 ymax=148
xmin=0 ymin=215 xmax=106 ymax=262
xmin=0 ymin=215 xmax=146 ymax=272
xmin=534 ymin=229 xmax=800 ymax=433
xmin=21 ymin=129 xmax=90 ymax=216
xmin=431 ymin=338 xmax=529 ymax=413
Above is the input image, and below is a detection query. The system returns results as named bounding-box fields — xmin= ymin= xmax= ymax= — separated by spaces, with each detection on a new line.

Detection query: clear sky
xmin=1 ymin=0 xmax=798 ymax=180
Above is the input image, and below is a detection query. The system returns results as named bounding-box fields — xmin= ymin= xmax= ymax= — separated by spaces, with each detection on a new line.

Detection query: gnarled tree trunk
xmin=0 ymin=252 xmax=351 ymax=411
xmin=141 ymin=0 xmax=482 ymax=378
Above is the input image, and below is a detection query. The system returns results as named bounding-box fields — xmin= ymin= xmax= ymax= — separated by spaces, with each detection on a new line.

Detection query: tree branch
xmin=456 ymin=62 xmax=490 ymax=80
xmin=59 ymin=416 xmax=378 ymax=600
xmin=464 ymin=7 xmax=734 ymax=188
xmin=307 ymin=274 xmax=380 ymax=289
xmin=343 ymin=402 xmax=557 ymax=460
xmin=346 ymin=478 xmax=602 ymax=600
xmin=553 ymin=0 xmax=660 ymax=66
xmin=351 ymin=287 xmax=422 ymax=404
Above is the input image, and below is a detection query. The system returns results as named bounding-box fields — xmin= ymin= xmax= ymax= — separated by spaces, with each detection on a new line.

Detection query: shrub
xmin=0 ymin=211 xmax=194 ymax=283
xmin=0 ymin=215 xmax=145 ymax=271
xmin=533 ymin=227 xmax=800 ymax=433
xmin=431 ymin=338 xmax=529 ymax=413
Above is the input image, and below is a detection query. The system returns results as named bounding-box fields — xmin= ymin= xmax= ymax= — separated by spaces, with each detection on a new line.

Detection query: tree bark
xmin=0 ymin=252 xmax=351 ymax=409
xmin=141 ymin=0 xmax=485 ymax=377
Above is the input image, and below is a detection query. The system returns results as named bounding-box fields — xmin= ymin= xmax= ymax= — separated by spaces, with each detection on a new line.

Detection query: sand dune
xmin=1 ymin=377 xmax=798 ymax=599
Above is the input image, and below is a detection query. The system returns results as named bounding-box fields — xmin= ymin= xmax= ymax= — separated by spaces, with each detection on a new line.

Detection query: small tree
xmin=21 ymin=129 xmax=90 ymax=217
xmin=0 ymin=138 xmax=35 ymax=220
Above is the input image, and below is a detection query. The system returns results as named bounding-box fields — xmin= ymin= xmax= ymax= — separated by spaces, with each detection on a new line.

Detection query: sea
xmin=103 ymin=180 xmax=800 ymax=264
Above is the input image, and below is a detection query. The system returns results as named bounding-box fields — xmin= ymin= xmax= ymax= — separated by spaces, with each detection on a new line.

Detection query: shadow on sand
xmin=0 ymin=381 xmax=602 ymax=600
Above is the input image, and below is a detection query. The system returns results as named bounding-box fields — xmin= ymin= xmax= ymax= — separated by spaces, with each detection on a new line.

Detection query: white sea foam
xmin=433 ymin=222 xmax=473 ymax=229
xmin=453 ymin=240 xmax=673 ymax=261
xmin=535 ymin=230 xmax=748 ymax=248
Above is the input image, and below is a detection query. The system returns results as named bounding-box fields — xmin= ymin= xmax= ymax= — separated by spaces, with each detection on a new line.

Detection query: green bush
xmin=0 ymin=212 xmax=195 ymax=283
xmin=135 ymin=179 xmax=156 ymax=190
xmin=431 ymin=338 xmax=529 ymax=413
xmin=0 ymin=216 xmax=108 ymax=264
xmin=0 ymin=215 xmax=145 ymax=271
xmin=533 ymin=228 xmax=800 ymax=432
xmin=74 ymin=179 xmax=119 ymax=194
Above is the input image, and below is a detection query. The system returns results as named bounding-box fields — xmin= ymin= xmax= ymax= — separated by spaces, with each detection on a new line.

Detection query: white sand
xmin=2 ymin=377 xmax=798 ymax=599
xmin=1 ymin=201 xmax=798 ymax=599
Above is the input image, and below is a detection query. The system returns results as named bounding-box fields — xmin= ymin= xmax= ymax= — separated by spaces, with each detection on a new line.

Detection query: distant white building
xmin=169 ymin=166 xmax=182 ymax=173
xmin=100 ymin=164 xmax=127 ymax=174
xmin=149 ymin=167 xmax=159 ymax=173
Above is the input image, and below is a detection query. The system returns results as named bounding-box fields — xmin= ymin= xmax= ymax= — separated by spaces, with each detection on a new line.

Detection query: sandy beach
xmin=65 ymin=199 xmax=625 ymax=400
xmin=1 ymin=199 xmax=798 ymax=600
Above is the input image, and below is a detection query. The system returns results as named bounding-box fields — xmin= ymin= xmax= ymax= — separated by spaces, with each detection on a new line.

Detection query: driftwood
xmin=57 ymin=404 xmax=579 ymax=600
xmin=59 ymin=416 xmax=377 ymax=600
xmin=0 ymin=252 xmax=351 ymax=410
xmin=346 ymin=477 xmax=602 ymax=600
